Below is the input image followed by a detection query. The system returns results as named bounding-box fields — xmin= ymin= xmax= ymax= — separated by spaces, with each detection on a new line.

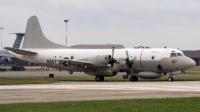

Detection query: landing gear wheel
xmin=130 ymin=76 xmax=138 ymax=82
xmin=168 ymin=77 xmax=173 ymax=82
xmin=95 ymin=76 xmax=104 ymax=82
xmin=95 ymin=76 xmax=101 ymax=82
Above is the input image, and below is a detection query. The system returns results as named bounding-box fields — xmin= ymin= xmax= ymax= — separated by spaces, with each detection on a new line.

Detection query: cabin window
xmin=151 ymin=56 xmax=155 ymax=60
xmin=170 ymin=53 xmax=177 ymax=57
xmin=177 ymin=53 xmax=183 ymax=57
xmin=71 ymin=56 xmax=74 ymax=59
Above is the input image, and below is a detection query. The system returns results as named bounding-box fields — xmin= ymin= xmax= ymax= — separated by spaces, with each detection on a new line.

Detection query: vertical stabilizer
xmin=10 ymin=33 xmax=24 ymax=49
xmin=22 ymin=15 xmax=67 ymax=49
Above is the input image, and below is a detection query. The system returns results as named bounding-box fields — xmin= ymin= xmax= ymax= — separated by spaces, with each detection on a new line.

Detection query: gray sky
xmin=0 ymin=0 xmax=199 ymax=50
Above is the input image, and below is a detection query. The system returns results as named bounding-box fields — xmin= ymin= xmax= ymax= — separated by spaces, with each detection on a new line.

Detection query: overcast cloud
xmin=0 ymin=0 xmax=199 ymax=50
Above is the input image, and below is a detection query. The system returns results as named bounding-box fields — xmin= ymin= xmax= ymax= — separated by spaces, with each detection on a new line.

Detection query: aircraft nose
xmin=183 ymin=57 xmax=196 ymax=68
xmin=188 ymin=58 xmax=196 ymax=68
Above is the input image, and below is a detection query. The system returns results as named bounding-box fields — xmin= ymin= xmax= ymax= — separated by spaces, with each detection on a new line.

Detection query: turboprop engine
xmin=5 ymin=58 xmax=13 ymax=63
xmin=137 ymin=71 xmax=162 ymax=79
xmin=84 ymin=55 xmax=111 ymax=66
xmin=84 ymin=56 xmax=126 ymax=71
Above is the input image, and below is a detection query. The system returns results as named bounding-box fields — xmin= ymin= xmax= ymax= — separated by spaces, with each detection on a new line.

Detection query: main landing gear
xmin=167 ymin=73 xmax=174 ymax=82
xmin=95 ymin=76 xmax=104 ymax=82
xmin=130 ymin=76 xmax=138 ymax=82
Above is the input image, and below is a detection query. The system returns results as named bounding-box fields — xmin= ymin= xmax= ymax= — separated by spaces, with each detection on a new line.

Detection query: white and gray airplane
xmin=5 ymin=16 xmax=195 ymax=82
xmin=0 ymin=33 xmax=24 ymax=64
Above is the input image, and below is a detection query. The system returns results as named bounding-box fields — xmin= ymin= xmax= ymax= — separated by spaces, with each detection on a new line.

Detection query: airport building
xmin=182 ymin=50 xmax=200 ymax=66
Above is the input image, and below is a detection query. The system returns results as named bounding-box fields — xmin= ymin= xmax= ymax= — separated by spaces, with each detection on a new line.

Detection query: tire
xmin=130 ymin=76 xmax=138 ymax=82
xmin=95 ymin=76 xmax=104 ymax=82
xmin=168 ymin=77 xmax=173 ymax=82
xmin=95 ymin=76 xmax=101 ymax=82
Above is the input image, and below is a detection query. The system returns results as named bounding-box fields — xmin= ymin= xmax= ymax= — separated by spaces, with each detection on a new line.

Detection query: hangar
xmin=183 ymin=50 xmax=200 ymax=66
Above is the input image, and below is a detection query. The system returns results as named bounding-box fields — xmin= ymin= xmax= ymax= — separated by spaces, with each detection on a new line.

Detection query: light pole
xmin=64 ymin=20 xmax=69 ymax=44
xmin=0 ymin=27 xmax=4 ymax=48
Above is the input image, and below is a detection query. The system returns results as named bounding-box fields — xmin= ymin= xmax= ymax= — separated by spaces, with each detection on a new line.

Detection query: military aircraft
xmin=0 ymin=33 xmax=24 ymax=64
xmin=5 ymin=16 xmax=195 ymax=82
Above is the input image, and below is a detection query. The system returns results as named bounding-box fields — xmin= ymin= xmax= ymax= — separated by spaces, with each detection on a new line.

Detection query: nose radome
xmin=188 ymin=58 xmax=196 ymax=67
xmin=186 ymin=57 xmax=196 ymax=68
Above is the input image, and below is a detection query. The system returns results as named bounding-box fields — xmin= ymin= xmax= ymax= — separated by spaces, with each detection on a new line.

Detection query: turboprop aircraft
xmin=4 ymin=16 xmax=196 ymax=82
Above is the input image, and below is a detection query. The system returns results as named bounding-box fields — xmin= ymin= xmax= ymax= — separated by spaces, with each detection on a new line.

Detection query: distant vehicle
xmin=11 ymin=66 xmax=25 ymax=71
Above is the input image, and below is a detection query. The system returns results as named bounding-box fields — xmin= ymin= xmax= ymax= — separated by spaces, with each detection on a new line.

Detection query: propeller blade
xmin=126 ymin=50 xmax=129 ymax=59
xmin=112 ymin=47 xmax=114 ymax=59
xmin=125 ymin=50 xmax=134 ymax=75
xmin=111 ymin=66 xmax=113 ymax=74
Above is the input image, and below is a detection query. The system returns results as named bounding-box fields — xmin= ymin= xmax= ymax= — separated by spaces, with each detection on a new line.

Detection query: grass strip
xmin=0 ymin=97 xmax=200 ymax=112
xmin=186 ymin=67 xmax=200 ymax=71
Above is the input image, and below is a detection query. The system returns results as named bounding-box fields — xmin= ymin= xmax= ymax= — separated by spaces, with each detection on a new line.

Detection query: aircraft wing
xmin=4 ymin=47 xmax=37 ymax=55
xmin=57 ymin=59 xmax=93 ymax=65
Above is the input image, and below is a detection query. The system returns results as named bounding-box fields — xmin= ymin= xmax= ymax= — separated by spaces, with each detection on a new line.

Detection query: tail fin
xmin=22 ymin=15 xmax=67 ymax=49
xmin=10 ymin=33 xmax=24 ymax=49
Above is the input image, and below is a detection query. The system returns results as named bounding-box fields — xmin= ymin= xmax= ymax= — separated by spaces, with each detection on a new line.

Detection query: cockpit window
xmin=170 ymin=53 xmax=177 ymax=57
xmin=177 ymin=53 xmax=183 ymax=57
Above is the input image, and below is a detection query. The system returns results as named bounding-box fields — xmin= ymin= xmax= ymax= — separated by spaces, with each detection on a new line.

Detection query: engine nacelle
xmin=137 ymin=71 xmax=162 ymax=79
xmin=115 ymin=58 xmax=126 ymax=69
xmin=5 ymin=58 xmax=13 ymax=63
xmin=84 ymin=55 xmax=110 ymax=66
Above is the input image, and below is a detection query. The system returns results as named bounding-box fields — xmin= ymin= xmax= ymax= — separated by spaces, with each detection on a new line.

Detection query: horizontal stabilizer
xmin=4 ymin=47 xmax=37 ymax=55
xmin=9 ymin=33 xmax=25 ymax=35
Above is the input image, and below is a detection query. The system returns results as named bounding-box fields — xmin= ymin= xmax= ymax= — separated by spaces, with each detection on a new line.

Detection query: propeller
xmin=108 ymin=47 xmax=117 ymax=74
xmin=62 ymin=61 xmax=68 ymax=67
xmin=125 ymin=50 xmax=134 ymax=75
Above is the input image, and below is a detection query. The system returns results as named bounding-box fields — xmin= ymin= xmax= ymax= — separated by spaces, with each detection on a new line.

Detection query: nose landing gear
xmin=168 ymin=77 xmax=174 ymax=82
xmin=168 ymin=73 xmax=174 ymax=82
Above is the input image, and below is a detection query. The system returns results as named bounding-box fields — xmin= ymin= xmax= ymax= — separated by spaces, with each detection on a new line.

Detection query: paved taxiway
xmin=0 ymin=71 xmax=199 ymax=77
xmin=0 ymin=81 xmax=200 ymax=104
